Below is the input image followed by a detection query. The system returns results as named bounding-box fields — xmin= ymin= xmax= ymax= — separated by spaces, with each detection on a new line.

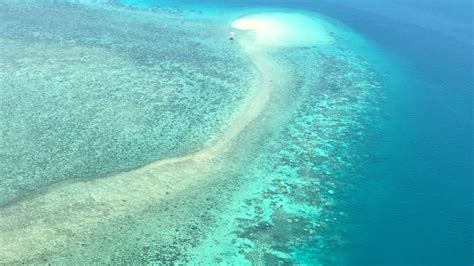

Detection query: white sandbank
xmin=232 ymin=12 xmax=335 ymax=47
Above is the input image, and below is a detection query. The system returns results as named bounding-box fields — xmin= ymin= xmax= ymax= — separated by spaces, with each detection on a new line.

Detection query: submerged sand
xmin=0 ymin=36 xmax=287 ymax=265
xmin=0 ymin=11 xmax=337 ymax=263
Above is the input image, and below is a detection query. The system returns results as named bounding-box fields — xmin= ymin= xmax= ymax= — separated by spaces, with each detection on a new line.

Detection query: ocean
xmin=0 ymin=0 xmax=472 ymax=264
xmin=305 ymin=1 xmax=473 ymax=265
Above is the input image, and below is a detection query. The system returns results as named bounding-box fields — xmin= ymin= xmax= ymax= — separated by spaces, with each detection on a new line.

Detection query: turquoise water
xmin=0 ymin=0 xmax=472 ymax=265
xmin=0 ymin=0 xmax=257 ymax=204
xmin=305 ymin=2 xmax=473 ymax=264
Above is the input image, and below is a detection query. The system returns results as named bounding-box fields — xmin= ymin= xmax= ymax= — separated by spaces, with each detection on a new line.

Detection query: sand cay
xmin=0 ymin=12 xmax=322 ymax=262
xmin=232 ymin=12 xmax=335 ymax=47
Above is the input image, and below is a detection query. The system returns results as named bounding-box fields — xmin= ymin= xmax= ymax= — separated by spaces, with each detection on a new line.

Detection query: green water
xmin=0 ymin=1 xmax=388 ymax=264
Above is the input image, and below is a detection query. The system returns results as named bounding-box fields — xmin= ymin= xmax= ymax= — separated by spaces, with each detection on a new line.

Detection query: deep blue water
xmin=309 ymin=1 xmax=473 ymax=265
xmin=131 ymin=0 xmax=473 ymax=264
xmin=229 ymin=1 xmax=473 ymax=264
xmin=305 ymin=2 xmax=473 ymax=265
xmin=153 ymin=0 xmax=473 ymax=264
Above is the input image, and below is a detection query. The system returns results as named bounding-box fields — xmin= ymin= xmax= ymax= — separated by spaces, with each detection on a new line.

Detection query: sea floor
xmin=0 ymin=1 xmax=387 ymax=264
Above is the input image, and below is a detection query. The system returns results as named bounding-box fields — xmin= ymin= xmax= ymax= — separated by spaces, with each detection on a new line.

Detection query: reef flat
xmin=0 ymin=0 xmax=257 ymax=204
xmin=0 ymin=1 xmax=387 ymax=264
